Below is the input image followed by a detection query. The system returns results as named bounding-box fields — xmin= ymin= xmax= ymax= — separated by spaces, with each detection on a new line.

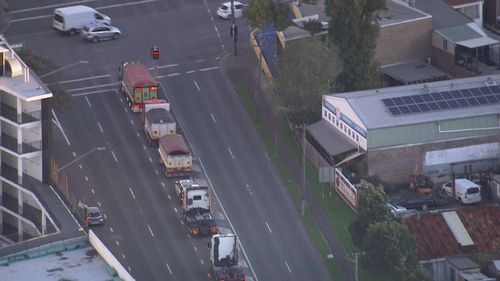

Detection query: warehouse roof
xmin=327 ymin=75 xmax=500 ymax=129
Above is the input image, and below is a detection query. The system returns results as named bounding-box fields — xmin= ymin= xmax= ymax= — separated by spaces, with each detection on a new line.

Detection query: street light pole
xmin=57 ymin=146 xmax=106 ymax=173
xmin=39 ymin=60 xmax=89 ymax=79
xmin=301 ymin=125 xmax=306 ymax=216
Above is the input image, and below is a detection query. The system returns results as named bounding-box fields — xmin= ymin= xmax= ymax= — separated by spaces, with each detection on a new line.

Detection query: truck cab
xmin=210 ymin=234 xmax=245 ymax=281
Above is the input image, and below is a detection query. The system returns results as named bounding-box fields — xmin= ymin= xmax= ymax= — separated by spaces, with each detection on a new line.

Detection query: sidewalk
xmin=220 ymin=47 xmax=356 ymax=281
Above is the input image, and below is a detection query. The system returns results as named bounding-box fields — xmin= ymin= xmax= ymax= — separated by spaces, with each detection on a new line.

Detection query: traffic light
xmin=151 ymin=46 xmax=160 ymax=60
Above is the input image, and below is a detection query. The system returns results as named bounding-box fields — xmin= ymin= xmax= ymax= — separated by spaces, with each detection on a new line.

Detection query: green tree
xmin=403 ymin=267 xmax=433 ymax=281
xmin=325 ymin=0 xmax=385 ymax=92
xmin=243 ymin=0 xmax=291 ymax=30
xmin=18 ymin=49 xmax=71 ymax=110
xmin=363 ymin=221 xmax=418 ymax=280
xmin=275 ymin=37 xmax=340 ymax=124
xmin=348 ymin=180 xmax=391 ymax=246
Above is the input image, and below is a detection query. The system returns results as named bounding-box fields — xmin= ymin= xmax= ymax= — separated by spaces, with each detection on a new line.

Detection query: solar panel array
xmin=382 ymin=85 xmax=500 ymax=116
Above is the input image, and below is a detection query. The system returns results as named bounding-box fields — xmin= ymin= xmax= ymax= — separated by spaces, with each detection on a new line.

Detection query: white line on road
xmin=167 ymin=73 xmax=181 ymax=77
xmin=193 ymin=246 xmax=198 ymax=252
xmin=111 ymin=150 xmax=118 ymax=162
xmin=116 ymin=241 xmax=120 ymax=246
xmin=97 ymin=121 xmax=104 ymax=133
xmin=136 ymin=132 xmax=141 ymax=138
xmin=91 ymin=188 xmax=95 ymax=194
xmin=161 ymin=182 xmax=165 ymax=187
xmin=200 ymin=259 xmax=204 ymax=265
xmin=246 ymin=184 xmax=253 ymax=195
xmin=67 ymin=83 xmax=117 ymax=92
xmin=200 ymin=66 xmax=219 ymax=72
xmin=109 ymin=227 xmax=114 ymax=233
xmin=285 ymin=262 xmax=292 ymax=273
xmin=11 ymin=0 xmax=95 ymax=14
xmin=193 ymin=80 xmax=200 ymax=92
xmin=147 ymin=224 xmax=155 ymax=237
xmin=174 ymin=207 xmax=178 ymax=213
xmin=149 ymin=157 xmax=153 ymax=162
xmin=97 ymin=0 xmax=158 ymax=11
xmin=54 ymin=74 xmax=111 ymax=85
xmin=265 ymin=222 xmax=272 ymax=234
xmin=128 ymin=266 xmax=131 ymax=272
xmin=85 ymin=96 xmax=92 ymax=107
xmin=211 ymin=113 xmax=216 ymax=123
xmin=166 ymin=263 xmax=173 ymax=275
xmin=122 ymin=254 xmax=126 ymax=259
xmin=129 ymin=187 xmax=136 ymax=200
xmin=97 ymin=201 xmax=101 ymax=207
xmin=85 ymin=176 xmax=89 ymax=182
xmin=142 ymin=145 xmax=147 ymax=150
xmin=52 ymin=109 xmax=71 ymax=146
xmin=180 ymin=220 xmax=184 ymax=225
xmin=155 ymin=169 xmax=159 ymax=175
xmin=155 ymin=63 xmax=178 ymax=69
xmin=79 ymin=164 xmax=83 ymax=170
xmin=130 ymin=120 xmax=134 ymax=125
xmin=72 ymin=89 xmax=116 ymax=97
xmin=227 ymin=147 xmax=234 ymax=159
xmin=185 ymin=70 xmax=196 ymax=74
xmin=11 ymin=14 xmax=52 ymax=23
xmin=72 ymin=152 xmax=77 ymax=157
xmin=167 ymin=194 xmax=171 ymax=200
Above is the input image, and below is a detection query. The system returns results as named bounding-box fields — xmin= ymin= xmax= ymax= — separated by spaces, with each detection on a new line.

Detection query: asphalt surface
xmin=6 ymin=0 xmax=331 ymax=280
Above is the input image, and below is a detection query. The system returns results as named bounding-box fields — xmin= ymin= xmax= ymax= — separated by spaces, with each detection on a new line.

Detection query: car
xmin=86 ymin=206 xmax=105 ymax=225
xmin=217 ymin=1 xmax=246 ymax=19
xmin=81 ymin=24 xmax=121 ymax=43
xmin=397 ymin=195 xmax=436 ymax=211
xmin=385 ymin=202 xmax=408 ymax=217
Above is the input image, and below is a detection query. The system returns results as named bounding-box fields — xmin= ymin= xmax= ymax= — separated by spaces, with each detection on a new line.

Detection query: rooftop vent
xmin=423 ymin=84 xmax=430 ymax=93
xmin=485 ymin=77 xmax=497 ymax=86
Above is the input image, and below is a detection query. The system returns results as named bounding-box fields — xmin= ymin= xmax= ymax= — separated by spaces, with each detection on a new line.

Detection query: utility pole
xmin=229 ymin=0 xmax=238 ymax=57
xmin=301 ymin=125 xmax=306 ymax=216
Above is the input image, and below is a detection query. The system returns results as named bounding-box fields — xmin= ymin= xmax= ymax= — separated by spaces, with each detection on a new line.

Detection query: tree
xmin=363 ymin=221 xmax=418 ymax=280
xmin=275 ymin=37 xmax=340 ymax=125
xmin=243 ymin=0 xmax=291 ymax=30
xmin=18 ymin=49 xmax=71 ymax=110
xmin=403 ymin=267 xmax=433 ymax=281
xmin=348 ymin=180 xmax=391 ymax=246
xmin=325 ymin=0 xmax=385 ymax=92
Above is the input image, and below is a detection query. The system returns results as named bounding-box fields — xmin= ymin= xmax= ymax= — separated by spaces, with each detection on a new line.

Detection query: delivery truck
xmin=53 ymin=5 xmax=111 ymax=35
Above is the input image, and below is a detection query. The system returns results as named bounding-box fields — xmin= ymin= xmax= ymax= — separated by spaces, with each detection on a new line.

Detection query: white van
xmin=441 ymin=178 xmax=481 ymax=204
xmin=53 ymin=5 xmax=111 ymax=35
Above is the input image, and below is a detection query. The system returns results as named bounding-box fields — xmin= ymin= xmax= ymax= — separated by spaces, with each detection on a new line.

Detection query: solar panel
xmin=450 ymin=90 xmax=462 ymax=98
xmin=470 ymin=88 xmax=482 ymax=96
xmin=399 ymin=106 xmax=410 ymax=114
xmin=431 ymin=92 xmax=444 ymax=100
xmin=403 ymin=96 xmax=414 ymax=104
xmin=437 ymin=101 xmax=450 ymax=109
xmin=418 ymin=103 xmax=431 ymax=112
xmin=428 ymin=102 xmax=439 ymax=110
xmin=490 ymin=85 xmax=500 ymax=94
xmin=477 ymin=96 xmax=488 ymax=104
xmin=382 ymin=98 xmax=395 ymax=107
xmin=421 ymin=94 xmax=434 ymax=102
xmin=408 ymin=104 xmax=420 ymax=113
xmin=456 ymin=99 xmax=469 ymax=107
xmin=447 ymin=99 xmax=460 ymax=108
xmin=486 ymin=95 xmax=498 ymax=103
xmin=466 ymin=97 xmax=479 ymax=105
xmin=393 ymin=97 xmax=404 ymax=106
xmin=459 ymin=89 xmax=473 ymax=97
xmin=441 ymin=91 xmax=452 ymax=99
xmin=388 ymin=107 xmax=401 ymax=115
xmin=412 ymin=95 xmax=423 ymax=103
xmin=479 ymin=86 xmax=492 ymax=95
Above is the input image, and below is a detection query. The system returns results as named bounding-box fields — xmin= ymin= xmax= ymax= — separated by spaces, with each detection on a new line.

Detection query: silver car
xmin=81 ymin=24 xmax=121 ymax=43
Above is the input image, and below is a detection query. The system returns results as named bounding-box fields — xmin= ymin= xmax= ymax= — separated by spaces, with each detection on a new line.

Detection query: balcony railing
xmin=1 ymin=103 xmax=41 ymax=124
xmin=1 ymin=133 xmax=41 ymax=154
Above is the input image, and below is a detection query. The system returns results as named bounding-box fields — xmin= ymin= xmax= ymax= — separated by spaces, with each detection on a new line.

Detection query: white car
xmin=217 ymin=1 xmax=246 ymax=19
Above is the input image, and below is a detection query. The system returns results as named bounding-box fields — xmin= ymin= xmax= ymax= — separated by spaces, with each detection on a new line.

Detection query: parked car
xmin=81 ymin=24 xmax=121 ymax=42
xmin=385 ymin=202 xmax=408 ymax=217
xmin=396 ymin=195 xmax=436 ymax=211
xmin=217 ymin=1 xmax=246 ymax=19
xmin=86 ymin=206 xmax=105 ymax=225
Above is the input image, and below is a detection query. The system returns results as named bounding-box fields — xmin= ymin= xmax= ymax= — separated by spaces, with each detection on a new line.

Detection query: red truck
xmin=120 ymin=61 xmax=158 ymax=113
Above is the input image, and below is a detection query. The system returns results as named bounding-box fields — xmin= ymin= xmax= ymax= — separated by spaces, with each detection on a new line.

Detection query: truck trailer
xmin=210 ymin=234 xmax=245 ymax=281
xmin=175 ymin=178 xmax=217 ymax=236
xmin=142 ymin=99 xmax=175 ymax=145
xmin=120 ymin=61 xmax=158 ymax=113
xmin=158 ymin=134 xmax=192 ymax=178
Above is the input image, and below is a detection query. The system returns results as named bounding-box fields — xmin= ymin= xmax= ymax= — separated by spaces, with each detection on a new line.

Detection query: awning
xmin=307 ymin=119 xmax=358 ymax=157
xmin=456 ymin=36 xmax=498 ymax=48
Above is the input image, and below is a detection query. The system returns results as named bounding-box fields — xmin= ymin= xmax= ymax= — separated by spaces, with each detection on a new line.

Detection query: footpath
xmin=219 ymin=46 xmax=356 ymax=281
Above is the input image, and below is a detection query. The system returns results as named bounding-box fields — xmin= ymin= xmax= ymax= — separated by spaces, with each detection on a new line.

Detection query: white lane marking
xmin=195 ymin=59 xmax=205 ymax=63
xmin=122 ymin=254 xmax=126 ymax=259
xmin=285 ymin=262 xmax=292 ymax=273
xmin=200 ymin=66 xmax=219 ymax=72
xmin=211 ymin=113 xmax=216 ymax=123
xmin=52 ymin=109 xmax=71 ymax=146
xmin=200 ymin=259 xmax=204 ymax=265
xmin=91 ymin=188 xmax=95 ymax=194
xmin=97 ymin=201 xmax=102 ymax=207
xmin=174 ymin=207 xmax=178 ymax=213
xmin=129 ymin=187 xmax=136 ymax=200
xmin=85 ymin=176 xmax=89 ymax=182
xmin=227 ymin=147 xmax=234 ymax=159
xmin=167 ymin=194 xmax=171 ymax=200
xmin=186 ymin=70 xmax=196 ymax=74
xmin=167 ymin=73 xmax=181 ymax=77
xmin=85 ymin=96 xmax=92 ymax=107
xmin=67 ymin=83 xmax=117 ymax=92
xmin=203 ymin=0 xmax=225 ymax=52
xmin=246 ymin=184 xmax=253 ymax=195
xmin=143 ymin=145 xmax=147 ymax=150
xmin=155 ymin=169 xmax=159 ymax=175
xmin=193 ymin=246 xmax=198 ymax=252
xmin=120 ymin=97 xmax=123 ymax=103
xmin=265 ymin=222 xmax=272 ymax=234
xmin=116 ymin=241 xmax=120 ymax=246
xmin=180 ymin=220 xmax=185 ymax=225
xmin=147 ymin=224 xmax=155 ymax=237
xmin=136 ymin=132 xmax=141 ymax=137
xmin=109 ymin=227 xmax=114 ymax=233
xmin=155 ymin=63 xmax=178 ymax=69
xmin=111 ymin=150 xmax=118 ymax=162
xmin=97 ymin=0 xmax=158 ymax=11
xmin=72 ymin=152 xmax=77 ymax=157
xmin=161 ymin=182 xmax=165 ymax=187
xmin=97 ymin=121 xmax=104 ymax=133
xmin=131 ymin=120 xmax=135 ymax=125
xmin=11 ymin=14 xmax=52 ymax=23
xmin=193 ymin=80 xmax=200 ymax=92
xmin=55 ymin=74 xmax=110 ymax=85
xmin=11 ymin=0 xmax=95 ymax=13
xmin=149 ymin=157 xmax=153 ymax=162
xmin=166 ymin=263 xmax=173 ymax=275
xmin=79 ymin=164 xmax=83 ymax=170
xmin=72 ymin=89 xmax=115 ymax=97
xmin=128 ymin=266 xmax=131 ymax=272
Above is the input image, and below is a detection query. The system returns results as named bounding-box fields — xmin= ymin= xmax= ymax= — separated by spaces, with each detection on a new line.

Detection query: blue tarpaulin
xmin=255 ymin=23 xmax=279 ymax=78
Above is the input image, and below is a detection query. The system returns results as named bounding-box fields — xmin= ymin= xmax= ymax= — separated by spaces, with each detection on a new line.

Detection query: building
xmin=307 ymin=74 xmax=500 ymax=187
xmin=443 ymin=0 xmax=484 ymax=26
xmin=483 ymin=0 xmax=500 ymax=31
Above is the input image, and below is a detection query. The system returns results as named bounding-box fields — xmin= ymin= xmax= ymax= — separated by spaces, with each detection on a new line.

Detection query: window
xmin=356 ymin=135 xmax=359 ymax=141
xmin=340 ymin=123 xmax=343 ymax=129
xmin=443 ymin=39 xmax=447 ymax=50
xmin=193 ymin=195 xmax=202 ymax=200
xmin=324 ymin=110 xmax=327 ymax=117
xmin=94 ymin=13 xmax=104 ymax=20
xmin=336 ymin=119 xmax=339 ymax=126
xmin=328 ymin=113 xmax=331 ymax=120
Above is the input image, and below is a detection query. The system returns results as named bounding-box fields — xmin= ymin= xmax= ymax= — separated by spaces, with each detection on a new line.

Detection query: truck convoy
xmin=175 ymin=178 xmax=218 ymax=236
xmin=158 ymin=134 xmax=192 ymax=177
xmin=210 ymin=234 xmax=245 ymax=281
xmin=120 ymin=61 xmax=158 ymax=113
xmin=141 ymin=99 xmax=175 ymax=145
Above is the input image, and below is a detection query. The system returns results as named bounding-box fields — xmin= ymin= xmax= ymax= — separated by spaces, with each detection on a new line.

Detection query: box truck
xmin=53 ymin=5 xmax=111 ymax=35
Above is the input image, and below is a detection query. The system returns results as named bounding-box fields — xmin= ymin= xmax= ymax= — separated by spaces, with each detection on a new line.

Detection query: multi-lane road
xmin=6 ymin=0 xmax=331 ymax=280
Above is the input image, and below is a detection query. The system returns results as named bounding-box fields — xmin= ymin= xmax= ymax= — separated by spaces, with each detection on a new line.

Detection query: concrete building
xmin=307 ymin=74 xmax=500 ymax=186
xmin=0 ymin=35 xmax=59 ymax=245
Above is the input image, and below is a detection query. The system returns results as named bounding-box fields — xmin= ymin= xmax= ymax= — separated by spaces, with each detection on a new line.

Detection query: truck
xmin=158 ymin=134 xmax=192 ymax=177
xmin=141 ymin=99 xmax=175 ymax=145
xmin=175 ymin=178 xmax=218 ymax=236
xmin=120 ymin=61 xmax=158 ymax=113
xmin=441 ymin=178 xmax=481 ymax=204
xmin=210 ymin=234 xmax=245 ymax=281
xmin=53 ymin=5 xmax=111 ymax=35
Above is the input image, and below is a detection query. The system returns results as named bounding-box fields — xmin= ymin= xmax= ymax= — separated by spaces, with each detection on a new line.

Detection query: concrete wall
xmin=431 ymin=46 xmax=473 ymax=78
xmin=376 ymin=17 xmax=432 ymax=66
xmin=23 ymin=156 xmax=42 ymax=181
xmin=366 ymin=134 xmax=500 ymax=185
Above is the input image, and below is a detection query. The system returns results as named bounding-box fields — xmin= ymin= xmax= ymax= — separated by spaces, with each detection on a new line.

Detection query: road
xmin=6 ymin=0 xmax=332 ymax=280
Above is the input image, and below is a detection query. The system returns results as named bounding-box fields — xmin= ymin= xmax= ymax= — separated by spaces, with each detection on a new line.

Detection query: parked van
xmin=53 ymin=5 xmax=111 ymax=35
xmin=441 ymin=178 xmax=481 ymax=204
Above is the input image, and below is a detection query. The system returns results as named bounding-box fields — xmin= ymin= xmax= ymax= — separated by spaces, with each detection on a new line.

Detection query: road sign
xmin=319 ymin=166 xmax=334 ymax=183
xmin=10 ymin=42 xmax=25 ymax=52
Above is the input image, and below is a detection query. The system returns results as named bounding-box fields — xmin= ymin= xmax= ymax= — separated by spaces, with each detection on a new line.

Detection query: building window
xmin=443 ymin=39 xmax=447 ymax=50
xmin=328 ymin=113 xmax=331 ymax=120
xmin=336 ymin=119 xmax=339 ymax=126
xmin=324 ymin=110 xmax=327 ymax=117
xmin=458 ymin=5 xmax=479 ymax=20
xmin=356 ymin=135 xmax=359 ymax=142
xmin=340 ymin=123 xmax=343 ymax=129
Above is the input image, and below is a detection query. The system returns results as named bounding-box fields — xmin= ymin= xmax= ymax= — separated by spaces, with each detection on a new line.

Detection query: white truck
xmin=141 ymin=99 xmax=175 ymax=145
xmin=441 ymin=178 xmax=481 ymax=204
xmin=53 ymin=5 xmax=111 ymax=35
xmin=175 ymin=179 xmax=218 ymax=236
xmin=210 ymin=234 xmax=245 ymax=281
xmin=158 ymin=134 xmax=192 ymax=178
